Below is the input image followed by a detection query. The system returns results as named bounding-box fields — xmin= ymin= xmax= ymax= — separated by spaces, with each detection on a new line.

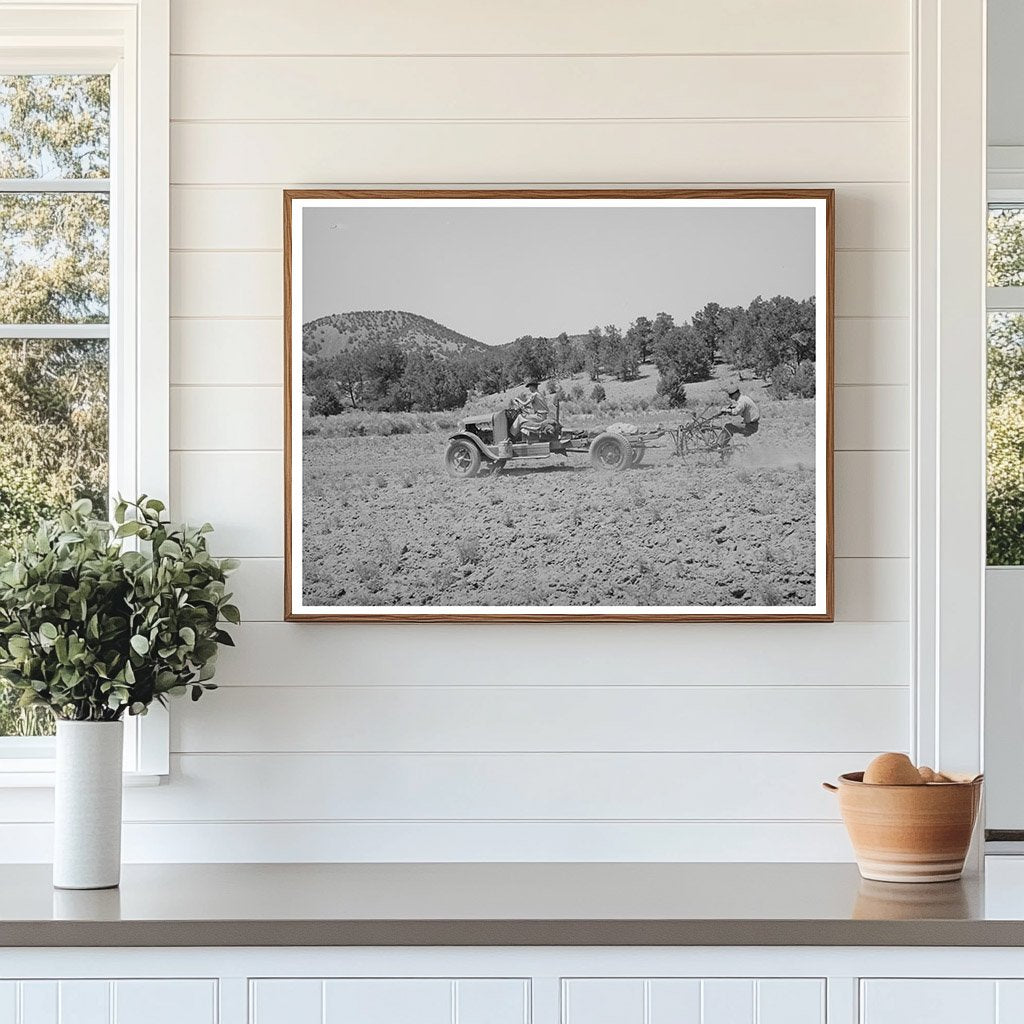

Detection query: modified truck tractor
xmin=443 ymin=403 xmax=735 ymax=478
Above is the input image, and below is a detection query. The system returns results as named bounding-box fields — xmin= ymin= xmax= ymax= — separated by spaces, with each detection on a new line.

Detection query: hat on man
xmin=726 ymin=385 xmax=741 ymax=398
xmin=524 ymin=378 xmax=540 ymax=388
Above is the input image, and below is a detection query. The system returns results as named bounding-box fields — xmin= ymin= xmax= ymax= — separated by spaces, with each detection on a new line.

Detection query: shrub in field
xmin=456 ymin=536 xmax=482 ymax=565
xmin=655 ymin=371 xmax=687 ymax=408
xmin=570 ymin=384 xmax=584 ymax=401
xmin=767 ymin=359 xmax=816 ymax=399
xmin=590 ymin=384 xmax=606 ymax=402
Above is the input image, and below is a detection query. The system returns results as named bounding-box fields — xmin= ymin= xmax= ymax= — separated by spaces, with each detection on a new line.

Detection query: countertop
xmin=5 ymin=861 xmax=1024 ymax=947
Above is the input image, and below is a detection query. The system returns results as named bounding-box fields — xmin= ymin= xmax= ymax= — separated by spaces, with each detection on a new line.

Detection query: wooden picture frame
xmin=284 ymin=189 xmax=834 ymax=622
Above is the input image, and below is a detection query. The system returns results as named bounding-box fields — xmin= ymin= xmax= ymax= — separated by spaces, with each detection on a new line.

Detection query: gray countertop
xmin=2 ymin=861 xmax=1022 ymax=947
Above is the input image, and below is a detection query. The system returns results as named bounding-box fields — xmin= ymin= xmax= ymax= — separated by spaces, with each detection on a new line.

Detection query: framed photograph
xmin=285 ymin=189 xmax=833 ymax=622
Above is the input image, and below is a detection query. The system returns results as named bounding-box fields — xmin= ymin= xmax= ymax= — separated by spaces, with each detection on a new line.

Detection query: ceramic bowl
xmin=823 ymin=771 xmax=983 ymax=883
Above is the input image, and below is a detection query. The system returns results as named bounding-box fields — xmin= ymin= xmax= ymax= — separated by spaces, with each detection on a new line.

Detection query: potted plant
xmin=0 ymin=497 xmax=239 ymax=889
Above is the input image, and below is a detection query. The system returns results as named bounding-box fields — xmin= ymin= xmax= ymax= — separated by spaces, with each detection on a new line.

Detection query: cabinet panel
xmin=861 ymin=981 xmax=997 ymax=1024
xmin=702 ymin=980 xmax=754 ymax=1024
xmin=114 ymin=981 xmax=217 ymax=1024
xmin=564 ymin=978 xmax=825 ymax=1024
xmin=998 ymin=981 xmax=1024 ymax=1023
xmin=251 ymin=979 xmax=322 ymax=1024
xmin=757 ymin=980 xmax=825 ymax=1024
xmin=323 ymin=980 xmax=450 ymax=1024
xmin=648 ymin=980 xmax=701 ymax=1022
xmin=251 ymin=978 xmax=528 ymax=1024
xmin=0 ymin=984 xmax=15 ymax=1024
xmin=18 ymin=983 xmax=56 ymax=1024
xmin=58 ymin=982 xmax=110 ymax=1024
xmin=455 ymin=980 xmax=529 ymax=1024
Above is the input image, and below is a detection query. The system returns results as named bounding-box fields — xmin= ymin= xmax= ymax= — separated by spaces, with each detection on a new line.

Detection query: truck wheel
xmin=589 ymin=431 xmax=632 ymax=472
xmin=445 ymin=439 xmax=482 ymax=478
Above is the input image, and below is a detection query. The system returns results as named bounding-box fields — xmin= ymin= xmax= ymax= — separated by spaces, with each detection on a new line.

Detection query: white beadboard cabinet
xmin=4 ymin=949 xmax=1024 ymax=1024
xmin=0 ymin=979 xmax=217 ymax=1024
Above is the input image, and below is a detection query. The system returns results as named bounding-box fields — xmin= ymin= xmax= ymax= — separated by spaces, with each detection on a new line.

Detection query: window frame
xmin=0 ymin=0 xmax=169 ymax=783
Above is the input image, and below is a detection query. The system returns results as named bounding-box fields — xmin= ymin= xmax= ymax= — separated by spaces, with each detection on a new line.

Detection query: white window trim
xmin=0 ymin=0 xmax=169 ymax=783
xmin=913 ymin=0 xmax=987 ymax=822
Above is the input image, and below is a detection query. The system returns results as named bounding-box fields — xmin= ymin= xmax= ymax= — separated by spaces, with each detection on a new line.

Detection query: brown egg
xmin=863 ymin=752 xmax=926 ymax=786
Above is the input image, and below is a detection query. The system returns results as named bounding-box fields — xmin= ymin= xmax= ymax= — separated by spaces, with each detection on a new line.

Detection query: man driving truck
xmin=511 ymin=379 xmax=554 ymax=440
xmin=718 ymin=385 xmax=760 ymax=446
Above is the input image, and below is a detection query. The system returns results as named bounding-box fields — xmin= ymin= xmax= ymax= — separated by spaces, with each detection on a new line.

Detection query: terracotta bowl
xmin=823 ymin=772 xmax=983 ymax=883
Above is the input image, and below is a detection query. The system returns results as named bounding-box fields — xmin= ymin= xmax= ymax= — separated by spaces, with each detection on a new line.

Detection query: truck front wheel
xmin=445 ymin=439 xmax=482 ymax=478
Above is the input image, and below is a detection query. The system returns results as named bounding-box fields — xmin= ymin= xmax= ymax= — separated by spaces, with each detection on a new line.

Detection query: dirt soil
xmin=301 ymin=400 xmax=817 ymax=609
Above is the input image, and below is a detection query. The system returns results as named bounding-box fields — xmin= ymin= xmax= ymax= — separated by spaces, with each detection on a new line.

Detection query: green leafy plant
xmin=0 ymin=496 xmax=239 ymax=722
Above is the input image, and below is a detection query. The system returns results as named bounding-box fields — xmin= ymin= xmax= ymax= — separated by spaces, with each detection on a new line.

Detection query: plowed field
xmin=300 ymin=401 xmax=817 ymax=609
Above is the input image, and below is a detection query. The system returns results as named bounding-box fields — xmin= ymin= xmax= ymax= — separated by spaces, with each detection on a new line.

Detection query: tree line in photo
xmin=304 ymin=294 xmax=817 ymax=417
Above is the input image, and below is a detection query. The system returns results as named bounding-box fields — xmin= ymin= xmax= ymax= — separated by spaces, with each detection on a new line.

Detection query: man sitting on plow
xmin=511 ymin=379 xmax=557 ymax=440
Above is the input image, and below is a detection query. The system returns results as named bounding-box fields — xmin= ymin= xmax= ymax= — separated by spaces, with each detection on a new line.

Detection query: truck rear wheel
xmin=445 ymin=439 xmax=482 ymax=478
xmin=589 ymin=431 xmax=632 ymax=472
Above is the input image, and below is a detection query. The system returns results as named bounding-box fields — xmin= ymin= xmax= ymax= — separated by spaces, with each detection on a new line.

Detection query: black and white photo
xmin=285 ymin=190 xmax=833 ymax=621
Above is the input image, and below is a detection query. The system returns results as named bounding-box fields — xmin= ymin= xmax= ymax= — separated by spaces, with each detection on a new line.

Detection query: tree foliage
xmin=0 ymin=75 xmax=111 ymax=733
xmin=987 ymin=311 xmax=1024 ymax=564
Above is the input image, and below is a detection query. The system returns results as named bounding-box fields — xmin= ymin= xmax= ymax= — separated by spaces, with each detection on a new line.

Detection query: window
xmin=0 ymin=74 xmax=111 ymax=738
xmin=0 ymin=2 xmax=169 ymax=777
xmin=987 ymin=206 xmax=1024 ymax=565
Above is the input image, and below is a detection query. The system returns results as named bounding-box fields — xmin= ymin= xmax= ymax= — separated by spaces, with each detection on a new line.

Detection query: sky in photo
xmin=301 ymin=203 xmax=817 ymax=346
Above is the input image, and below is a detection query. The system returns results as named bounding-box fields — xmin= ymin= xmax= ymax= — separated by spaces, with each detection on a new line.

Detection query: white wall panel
xmin=170 ymin=121 xmax=909 ymax=186
xmin=0 ymin=818 xmax=855 ymax=862
xmin=0 ymin=983 xmax=13 ymax=1024
xmin=210 ymin=621 xmax=909 ymax=687
xmin=833 ymin=558 xmax=909 ymax=621
xmin=170 ymin=320 xmax=282 ymax=386
xmin=170 ymin=184 xmax=909 ymax=252
xmin=171 ymin=386 xmax=281 ymax=451
xmin=834 ymin=452 xmax=910 ymax=558
xmin=834 ymin=386 xmax=910 ymax=451
xmin=171 ymin=684 xmax=909 ymax=753
xmin=33 ymin=0 xmax=915 ymax=864
xmin=835 ymin=251 xmax=910 ymax=318
xmin=172 ymin=54 xmax=908 ymax=121
xmin=834 ymin=319 xmax=909 ymax=386
xmin=171 ymin=451 xmax=283 ymax=557
xmin=124 ymin=751 xmax=858 ymax=821
xmin=170 ymin=0 xmax=909 ymax=56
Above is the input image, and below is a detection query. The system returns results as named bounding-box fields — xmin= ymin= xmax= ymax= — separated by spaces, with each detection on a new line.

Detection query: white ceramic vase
xmin=53 ymin=720 xmax=124 ymax=890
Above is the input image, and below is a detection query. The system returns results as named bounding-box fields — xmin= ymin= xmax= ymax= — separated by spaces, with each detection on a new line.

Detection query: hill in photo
xmin=303 ymin=310 xmax=489 ymax=366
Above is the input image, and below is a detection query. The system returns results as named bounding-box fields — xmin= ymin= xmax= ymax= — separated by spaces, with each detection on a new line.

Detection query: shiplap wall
xmin=3 ymin=0 xmax=916 ymax=862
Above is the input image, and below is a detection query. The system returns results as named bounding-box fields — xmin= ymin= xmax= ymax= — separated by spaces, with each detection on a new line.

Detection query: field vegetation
xmin=303 ymin=295 xmax=817 ymax=417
